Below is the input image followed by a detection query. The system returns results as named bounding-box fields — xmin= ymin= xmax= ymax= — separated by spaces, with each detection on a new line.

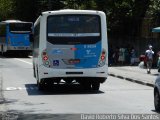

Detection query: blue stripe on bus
xmin=8 ymin=33 xmax=30 ymax=46
xmin=75 ymin=41 xmax=101 ymax=68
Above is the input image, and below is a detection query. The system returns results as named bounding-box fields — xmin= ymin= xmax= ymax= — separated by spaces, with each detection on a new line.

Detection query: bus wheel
xmin=1 ymin=45 xmax=4 ymax=55
xmin=24 ymin=53 xmax=29 ymax=57
xmin=37 ymin=79 xmax=44 ymax=91
xmin=92 ymin=81 xmax=100 ymax=91
xmin=33 ymin=67 xmax=36 ymax=78
xmin=82 ymin=81 xmax=91 ymax=91
xmin=36 ymin=69 xmax=44 ymax=90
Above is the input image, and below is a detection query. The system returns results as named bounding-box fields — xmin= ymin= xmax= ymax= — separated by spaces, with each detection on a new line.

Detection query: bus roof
xmin=41 ymin=9 xmax=104 ymax=15
xmin=1 ymin=20 xmax=32 ymax=24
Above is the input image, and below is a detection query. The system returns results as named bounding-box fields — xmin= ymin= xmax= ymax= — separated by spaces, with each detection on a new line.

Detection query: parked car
xmin=154 ymin=75 xmax=160 ymax=111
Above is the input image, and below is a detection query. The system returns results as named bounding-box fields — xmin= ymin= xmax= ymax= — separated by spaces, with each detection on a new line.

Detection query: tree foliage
xmin=14 ymin=0 xmax=35 ymax=21
xmin=147 ymin=0 xmax=160 ymax=23
xmin=0 ymin=0 xmax=160 ymax=38
xmin=0 ymin=0 xmax=14 ymax=21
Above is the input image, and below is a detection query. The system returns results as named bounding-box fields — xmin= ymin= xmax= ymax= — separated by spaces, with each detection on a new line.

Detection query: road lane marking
xmin=5 ymin=87 xmax=38 ymax=91
xmin=6 ymin=87 xmax=19 ymax=91
xmin=14 ymin=58 xmax=32 ymax=65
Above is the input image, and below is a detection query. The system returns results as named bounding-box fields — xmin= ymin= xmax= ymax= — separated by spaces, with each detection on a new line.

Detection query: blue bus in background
xmin=0 ymin=20 xmax=33 ymax=56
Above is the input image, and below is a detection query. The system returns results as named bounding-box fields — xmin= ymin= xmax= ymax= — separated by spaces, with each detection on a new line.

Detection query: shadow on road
xmin=152 ymin=73 xmax=159 ymax=76
xmin=0 ymin=111 xmax=82 ymax=120
xmin=0 ymin=54 xmax=30 ymax=59
xmin=151 ymin=110 xmax=160 ymax=114
xmin=1 ymin=110 xmax=159 ymax=120
xmin=25 ymin=84 xmax=104 ymax=95
xmin=18 ymin=113 xmax=82 ymax=120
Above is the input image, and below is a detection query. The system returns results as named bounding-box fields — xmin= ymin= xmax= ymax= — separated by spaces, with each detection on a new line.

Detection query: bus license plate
xmin=18 ymin=47 xmax=25 ymax=49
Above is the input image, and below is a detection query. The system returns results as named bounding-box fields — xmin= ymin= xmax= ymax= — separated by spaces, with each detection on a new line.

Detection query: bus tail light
xmin=43 ymin=56 xmax=48 ymax=61
xmin=42 ymin=49 xmax=50 ymax=67
xmin=101 ymin=51 xmax=106 ymax=61
xmin=98 ymin=49 xmax=107 ymax=67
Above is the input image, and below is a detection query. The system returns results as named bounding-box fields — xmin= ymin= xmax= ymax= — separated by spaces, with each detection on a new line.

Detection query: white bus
xmin=32 ymin=9 xmax=108 ymax=91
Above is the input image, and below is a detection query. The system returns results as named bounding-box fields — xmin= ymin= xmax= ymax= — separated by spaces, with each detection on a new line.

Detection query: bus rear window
xmin=9 ymin=23 xmax=32 ymax=33
xmin=47 ymin=15 xmax=101 ymax=44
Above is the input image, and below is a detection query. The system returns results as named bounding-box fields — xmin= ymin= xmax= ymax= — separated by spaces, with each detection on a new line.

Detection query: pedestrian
xmin=130 ymin=47 xmax=136 ymax=65
xmin=108 ymin=45 xmax=114 ymax=66
xmin=145 ymin=45 xmax=154 ymax=74
xmin=124 ymin=47 xmax=130 ymax=65
xmin=112 ymin=47 xmax=119 ymax=65
xmin=157 ymin=51 xmax=160 ymax=72
xmin=118 ymin=47 xmax=125 ymax=65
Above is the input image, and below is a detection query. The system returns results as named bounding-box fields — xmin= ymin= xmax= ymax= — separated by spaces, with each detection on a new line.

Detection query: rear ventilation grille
xmin=66 ymin=72 xmax=83 ymax=74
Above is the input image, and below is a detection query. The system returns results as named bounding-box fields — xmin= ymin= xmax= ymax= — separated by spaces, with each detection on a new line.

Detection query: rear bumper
xmin=7 ymin=46 xmax=32 ymax=51
xmin=38 ymin=65 xmax=108 ymax=82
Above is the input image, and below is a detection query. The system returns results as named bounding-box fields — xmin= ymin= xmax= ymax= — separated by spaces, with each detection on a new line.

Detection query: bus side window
xmin=33 ymin=22 xmax=40 ymax=57
xmin=0 ymin=24 xmax=6 ymax=43
xmin=0 ymin=24 xmax=6 ymax=37
xmin=34 ymin=22 xmax=40 ymax=48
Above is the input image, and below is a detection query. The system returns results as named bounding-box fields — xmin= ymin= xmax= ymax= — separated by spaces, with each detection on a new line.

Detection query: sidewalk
xmin=108 ymin=66 xmax=159 ymax=87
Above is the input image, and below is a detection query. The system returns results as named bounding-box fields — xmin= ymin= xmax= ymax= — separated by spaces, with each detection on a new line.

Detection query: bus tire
xmin=1 ymin=45 xmax=3 ymax=55
xmin=36 ymin=68 xmax=44 ymax=90
xmin=37 ymin=79 xmax=44 ymax=91
xmin=33 ymin=66 xmax=36 ymax=78
xmin=82 ymin=81 xmax=91 ymax=91
xmin=154 ymin=89 xmax=160 ymax=111
xmin=92 ymin=81 xmax=100 ymax=91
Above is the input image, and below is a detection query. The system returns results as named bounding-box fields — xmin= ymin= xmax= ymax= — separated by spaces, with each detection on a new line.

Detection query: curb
xmin=108 ymin=73 xmax=154 ymax=87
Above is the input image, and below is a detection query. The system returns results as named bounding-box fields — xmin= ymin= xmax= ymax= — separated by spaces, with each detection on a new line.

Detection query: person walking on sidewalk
xmin=145 ymin=45 xmax=154 ymax=74
xmin=130 ymin=47 xmax=136 ymax=65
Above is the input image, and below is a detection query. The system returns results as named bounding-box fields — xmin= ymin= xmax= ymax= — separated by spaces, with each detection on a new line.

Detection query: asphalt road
xmin=0 ymin=55 xmax=157 ymax=119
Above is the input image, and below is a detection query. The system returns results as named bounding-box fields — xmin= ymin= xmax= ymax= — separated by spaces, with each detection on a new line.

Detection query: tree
xmin=94 ymin=0 xmax=150 ymax=37
xmin=48 ymin=0 xmax=65 ymax=10
xmin=14 ymin=0 xmax=36 ymax=22
xmin=146 ymin=0 xmax=160 ymax=25
xmin=0 ymin=0 xmax=14 ymax=21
